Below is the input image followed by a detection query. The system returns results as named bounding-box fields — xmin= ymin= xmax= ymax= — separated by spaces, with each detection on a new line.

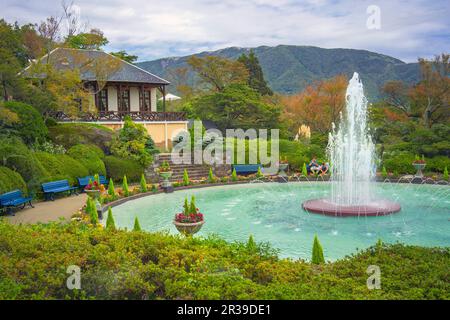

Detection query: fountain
xmin=302 ymin=72 xmax=401 ymax=216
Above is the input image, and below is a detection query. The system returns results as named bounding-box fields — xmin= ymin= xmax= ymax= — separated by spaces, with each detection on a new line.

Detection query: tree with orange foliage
xmin=383 ymin=54 xmax=449 ymax=127
xmin=281 ymin=75 xmax=347 ymax=134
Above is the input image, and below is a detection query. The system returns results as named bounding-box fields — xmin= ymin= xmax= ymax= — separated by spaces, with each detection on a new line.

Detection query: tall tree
xmin=187 ymin=55 xmax=248 ymax=92
xmin=281 ymin=75 xmax=347 ymax=134
xmin=383 ymin=54 xmax=449 ymax=127
xmin=187 ymin=83 xmax=280 ymax=131
xmin=0 ymin=20 xmax=27 ymax=101
xmin=238 ymin=50 xmax=273 ymax=96
xmin=414 ymin=54 xmax=449 ymax=127
xmin=65 ymin=28 xmax=108 ymax=50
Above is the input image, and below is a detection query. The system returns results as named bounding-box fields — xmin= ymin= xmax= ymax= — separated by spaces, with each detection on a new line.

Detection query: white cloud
xmin=1 ymin=0 xmax=449 ymax=62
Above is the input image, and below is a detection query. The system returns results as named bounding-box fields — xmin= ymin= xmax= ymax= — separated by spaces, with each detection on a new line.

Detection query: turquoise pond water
xmin=109 ymin=182 xmax=450 ymax=260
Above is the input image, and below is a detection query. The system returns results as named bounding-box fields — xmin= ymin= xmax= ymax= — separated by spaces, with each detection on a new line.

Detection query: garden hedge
xmin=0 ymin=166 xmax=27 ymax=194
xmin=67 ymin=144 xmax=106 ymax=176
xmin=103 ymin=156 xmax=144 ymax=182
xmin=48 ymin=123 xmax=113 ymax=153
xmin=2 ymin=101 xmax=48 ymax=145
xmin=0 ymin=137 xmax=50 ymax=192
xmin=35 ymin=152 xmax=89 ymax=186
xmin=0 ymin=221 xmax=447 ymax=300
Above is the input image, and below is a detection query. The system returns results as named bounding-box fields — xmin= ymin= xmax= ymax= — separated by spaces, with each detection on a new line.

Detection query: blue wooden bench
xmin=77 ymin=175 xmax=108 ymax=191
xmin=42 ymin=180 xmax=78 ymax=201
xmin=0 ymin=189 xmax=34 ymax=215
xmin=232 ymin=164 xmax=262 ymax=175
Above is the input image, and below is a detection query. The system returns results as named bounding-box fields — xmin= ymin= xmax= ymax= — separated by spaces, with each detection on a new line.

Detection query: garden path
xmin=4 ymin=194 xmax=87 ymax=225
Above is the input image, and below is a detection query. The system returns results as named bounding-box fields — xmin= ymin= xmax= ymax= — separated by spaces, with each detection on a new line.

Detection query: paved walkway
xmin=4 ymin=194 xmax=87 ymax=225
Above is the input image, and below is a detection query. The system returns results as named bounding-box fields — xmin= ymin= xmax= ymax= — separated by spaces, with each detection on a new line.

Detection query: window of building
xmin=98 ymin=88 xmax=108 ymax=112
xmin=140 ymin=90 xmax=151 ymax=111
xmin=119 ymin=89 xmax=130 ymax=112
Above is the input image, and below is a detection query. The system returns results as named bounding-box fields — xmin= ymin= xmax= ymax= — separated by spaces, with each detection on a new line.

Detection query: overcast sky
xmin=2 ymin=0 xmax=449 ymax=63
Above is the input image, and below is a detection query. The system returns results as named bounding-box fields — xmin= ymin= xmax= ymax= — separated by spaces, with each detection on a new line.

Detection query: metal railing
xmin=48 ymin=110 xmax=187 ymax=122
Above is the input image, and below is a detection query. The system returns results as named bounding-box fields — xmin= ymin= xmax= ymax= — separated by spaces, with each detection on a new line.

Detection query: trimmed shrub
xmin=183 ymin=169 xmax=190 ymax=186
xmin=67 ymin=144 xmax=106 ymax=176
xmin=2 ymin=101 xmax=47 ymax=144
xmin=231 ymin=168 xmax=238 ymax=181
xmin=443 ymin=167 xmax=449 ymax=180
xmin=256 ymin=167 xmax=263 ymax=178
xmin=208 ymin=168 xmax=216 ymax=183
xmin=0 ymin=137 xmax=50 ymax=192
xmin=103 ymin=156 xmax=144 ymax=182
xmin=133 ymin=217 xmax=141 ymax=231
xmin=122 ymin=175 xmax=129 ymax=197
xmin=302 ymin=163 xmax=307 ymax=176
xmin=0 ymin=167 xmax=27 ymax=194
xmin=108 ymin=179 xmax=115 ymax=196
xmin=382 ymin=166 xmax=388 ymax=178
xmin=48 ymin=123 xmax=113 ymax=153
xmin=35 ymin=152 xmax=89 ymax=186
xmin=312 ymin=235 xmax=325 ymax=264
xmin=86 ymin=197 xmax=98 ymax=225
xmin=106 ymin=207 xmax=116 ymax=231
xmin=140 ymin=174 xmax=147 ymax=193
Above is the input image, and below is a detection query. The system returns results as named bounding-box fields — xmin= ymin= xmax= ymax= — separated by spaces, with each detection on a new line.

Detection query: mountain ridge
xmin=137 ymin=45 xmax=420 ymax=101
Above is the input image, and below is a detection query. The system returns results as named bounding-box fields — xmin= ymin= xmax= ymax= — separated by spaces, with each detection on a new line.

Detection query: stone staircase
xmin=151 ymin=153 xmax=213 ymax=182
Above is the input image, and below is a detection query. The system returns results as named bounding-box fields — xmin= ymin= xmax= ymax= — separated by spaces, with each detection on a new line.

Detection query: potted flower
xmin=84 ymin=178 xmax=105 ymax=199
xmin=412 ymin=155 xmax=426 ymax=177
xmin=84 ymin=177 xmax=105 ymax=219
xmin=173 ymin=196 xmax=204 ymax=235
xmin=157 ymin=160 xmax=172 ymax=187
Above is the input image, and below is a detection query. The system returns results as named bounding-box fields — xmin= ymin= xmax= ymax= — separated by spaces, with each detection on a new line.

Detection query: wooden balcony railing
xmin=49 ymin=111 xmax=187 ymax=122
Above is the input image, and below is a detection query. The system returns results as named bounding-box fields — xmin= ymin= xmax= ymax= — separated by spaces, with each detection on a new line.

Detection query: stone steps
xmin=154 ymin=153 xmax=212 ymax=181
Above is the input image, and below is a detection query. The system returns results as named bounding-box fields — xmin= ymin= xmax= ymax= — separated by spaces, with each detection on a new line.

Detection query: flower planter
xmin=85 ymin=189 xmax=101 ymax=199
xmin=160 ymin=171 xmax=173 ymax=192
xmin=85 ymin=189 xmax=103 ymax=219
xmin=173 ymin=220 xmax=204 ymax=235
xmin=412 ymin=163 xmax=426 ymax=178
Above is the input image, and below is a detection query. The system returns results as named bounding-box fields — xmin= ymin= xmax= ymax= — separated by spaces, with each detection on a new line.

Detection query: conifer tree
xmin=106 ymin=207 xmax=116 ymax=231
xmin=122 ymin=175 xmax=129 ymax=197
xmin=140 ymin=174 xmax=148 ymax=193
xmin=133 ymin=217 xmax=141 ymax=231
xmin=238 ymin=50 xmax=273 ymax=96
xmin=311 ymin=235 xmax=325 ymax=264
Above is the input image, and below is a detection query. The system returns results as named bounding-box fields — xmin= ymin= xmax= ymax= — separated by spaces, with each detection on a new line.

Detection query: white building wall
xmin=151 ymin=88 xmax=157 ymax=112
xmin=107 ymin=86 xmax=118 ymax=111
xmin=130 ymin=87 xmax=140 ymax=111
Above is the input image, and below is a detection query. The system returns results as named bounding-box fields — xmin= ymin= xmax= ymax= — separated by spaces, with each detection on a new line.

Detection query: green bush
xmin=2 ymin=101 xmax=47 ymax=144
xmin=67 ymin=144 xmax=106 ymax=176
xmin=35 ymin=152 xmax=89 ymax=186
xmin=0 ymin=136 xmax=50 ymax=192
xmin=382 ymin=152 xmax=416 ymax=174
xmin=0 ymin=167 xmax=27 ymax=194
xmin=0 ymin=221 xmax=448 ymax=299
xmin=110 ymin=117 xmax=153 ymax=166
xmin=48 ymin=123 xmax=113 ymax=153
xmin=426 ymin=156 xmax=450 ymax=173
xmin=103 ymin=156 xmax=144 ymax=182
xmin=279 ymin=139 xmax=315 ymax=170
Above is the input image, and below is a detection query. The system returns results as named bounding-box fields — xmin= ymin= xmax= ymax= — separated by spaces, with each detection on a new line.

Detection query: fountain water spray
xmin=303 ymin=72 xmax=401 ymax=216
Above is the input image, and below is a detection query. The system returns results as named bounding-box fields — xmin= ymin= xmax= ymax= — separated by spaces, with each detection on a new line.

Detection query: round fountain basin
xmin=302 ymin=198 xmax=401 ymax=217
